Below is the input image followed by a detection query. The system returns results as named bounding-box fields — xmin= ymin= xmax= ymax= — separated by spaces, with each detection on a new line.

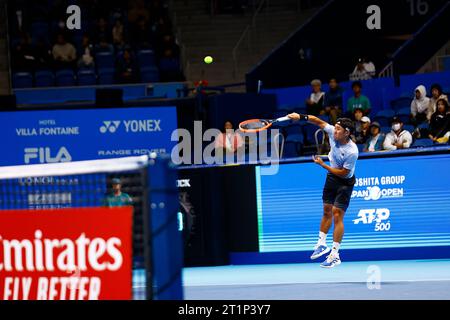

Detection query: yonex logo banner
xmin=0 ymin=207 xmax=132 ymax=300
xmin=1 ymin=107 xmax=177 ymax=166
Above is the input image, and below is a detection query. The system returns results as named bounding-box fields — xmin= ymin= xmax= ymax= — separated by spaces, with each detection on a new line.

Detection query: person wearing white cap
xmin=353 ymin=116 xmax=371 ymax=144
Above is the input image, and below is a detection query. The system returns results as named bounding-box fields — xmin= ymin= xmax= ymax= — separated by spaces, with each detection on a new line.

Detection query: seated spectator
xmin=306 ymin=79 xmax=325 ymax=115
xmin=347 ymin=81 xmax=371 ymax=116
xmin=52 ymin=34 xmax=77 ymax=70
xmin=428 ymin=99 xmax=450 ymax=144
xmin=428 ymin=83 xmax=449 ymax=121
xmin=362 ymin=56 xmax=376 ymax=77
xmin=411 ymin=85 xmax=431 ymax=125
xmin=128 ymin=0 xmax=150 ymax=25
xmin=112 ymin=19 xmax=125 ymax=49
xmin=11 ymin=32 xmax=35 ymax=72
xmin=34 ymin=36 xmax=53 ymax=71
xmin=96 ymin=36 xmax=115 ymax=54
xmin=383 ymin=117 xmax=413 ymax=151
xmin=323 ymin=78 xmax=344 ymax=124
xmin=131 ymin=17 xmax=153 ymax=49
xmin=116 ymin=48 xmax=138 ymax=84
xmin=349 ymin=58 xmax=373 ymax=81
xmin=215 ymin=120 xmax=244 ymax=155
xmin=353 ymin=116 xmax=371 ymax=144
xmin=94 ymin=17 xmax=112 ymax=44
xmin=364 ymin=121 xmax=385 ymax=152
xmin=78 ymin=34 xmax=95 ymax=69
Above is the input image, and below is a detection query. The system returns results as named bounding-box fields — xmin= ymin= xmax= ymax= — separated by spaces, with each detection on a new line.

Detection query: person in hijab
xmin=410 ymin=85 xmax=431 ymax=125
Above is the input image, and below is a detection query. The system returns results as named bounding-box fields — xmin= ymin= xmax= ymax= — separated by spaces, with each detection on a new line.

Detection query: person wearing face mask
xmin=411 ymin=85 xmax=431 ymax=125
xmin=383 ymin=117 xmax=413 ymax=151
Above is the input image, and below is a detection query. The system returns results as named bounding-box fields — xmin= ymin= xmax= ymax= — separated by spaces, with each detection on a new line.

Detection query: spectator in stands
xmin=323 ymin=78 xmax=344 ymax=124
xmin=78 ymin=34 xmax=95 ymax=69
xmin=11 ymin=32 xmax=35 ymax=72
xmin=112 ymin=19 xmax=125 ymax=49
xmin=52 ymin=34 xmax=77 ymax=70
xmin=347 ymin=81 xmax=371 ymax=116
xmin=306 ymin=79 xmax=325 ymax=115
xmin=353 ymin=116 xmax=371 ymax=144
xmin=116 ymin=48 xmax=138 ymax=84
xmin=383 ymin=117 xmax=413 ymax=151
xmin=33 ymin=36 xmax=53 ymax=71
xmin=428 ymin=99 xmax=450 ymax=144
xmin=215 ymin=120 xmax=244 ymax=155
xmin=128 ymin=0 xmax=150 ymax=25
xmin=349 ymin=58 xmax=373 ymax=81
xmin=364 ymin=121 xmax=384 ymax=152
xmin=428 ymin=83 xmax=449 ymax=121
xmin=352 ymin=108 xmax=364 ymax=134
xmin=362 ymin=56 xmax=376 ymax=78
xmin=131 ymin=16 xmax=153 ymax=49
xmin=410 ymin=85 xmax=431 ymax=125
xmin=96 ymin=35 xmax=115 ymax=54
xmin=95 ymin=17 xmax=111 ymax=43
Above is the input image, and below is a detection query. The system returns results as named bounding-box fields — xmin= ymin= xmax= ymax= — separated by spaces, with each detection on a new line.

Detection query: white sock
xmin=331 ymin=242 xmax=340 ymax=255
xmin=318 ymin=231 xmax=327 ymax=246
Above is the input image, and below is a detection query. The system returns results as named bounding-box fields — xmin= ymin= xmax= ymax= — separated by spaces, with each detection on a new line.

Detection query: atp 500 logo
xmin=353 ymin=208 xmax=391 ymax=232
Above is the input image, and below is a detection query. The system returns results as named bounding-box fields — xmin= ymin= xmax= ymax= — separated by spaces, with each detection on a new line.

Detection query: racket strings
xmin=240 ymin=120 xmax=270 ymax=131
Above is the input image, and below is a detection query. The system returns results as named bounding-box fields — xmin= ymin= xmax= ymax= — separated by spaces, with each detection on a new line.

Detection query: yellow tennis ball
xmin=204 ymin=56 xmax=213 ymax=64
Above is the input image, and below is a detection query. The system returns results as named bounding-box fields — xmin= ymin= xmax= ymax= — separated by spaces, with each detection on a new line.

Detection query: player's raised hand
xmin=312 ymin=155 xmax=324 ymax=166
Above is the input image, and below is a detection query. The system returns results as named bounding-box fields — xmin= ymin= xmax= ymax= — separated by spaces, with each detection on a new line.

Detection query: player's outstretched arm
xmin=287 ymin=113 xmax=328 ymax=129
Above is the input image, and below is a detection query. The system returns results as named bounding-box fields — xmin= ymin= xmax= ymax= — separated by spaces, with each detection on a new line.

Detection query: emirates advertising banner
xmin=0 ymin=207 xmax=132 ymax=300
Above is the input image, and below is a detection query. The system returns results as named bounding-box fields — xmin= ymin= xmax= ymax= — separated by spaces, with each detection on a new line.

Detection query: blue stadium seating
xmin=35 ymin=71 xmax=55 ymax=87
xmin=356 ymin=144 xmax=365 ymax=152
xmin=77 ymin=69 xmax=97 ymax=86
xmin=303 ymin=123 xmax=320 ymax=145
xmin=98 ymin=68 xmax=115 ymax=85
xmin=412 ymin=139 xmax=434 ymax=148
xmin=444 ymin=57 xmax=450 ymax=72
xmin=381 ymin=126 xmax=391 ymax=134
xmin=403 ymin=124 xmax=415 ymax=133
xmin=12 ymin=72 xmax=33 ymax=88
xmin=396 ymin=107 xmax=412 ymax=124
xmin=140 ymin=67 xmax=160 ymax=83
xmin=55 ymin=69 xmax=75 ymax=87
xmin=283 ymin=141 xmax=302 ymax=158
xmin=374 ymin=109 xmax=396 ymax=127
xmin=159 ymin=58 xmax=180 ymax=72
xmin=391 ymin=97 xmax=412 ymax=112
xmin=95 ymin=52 xmax=115 ymax=69
xmin=137 ymin=49 xmax=156 ymax=68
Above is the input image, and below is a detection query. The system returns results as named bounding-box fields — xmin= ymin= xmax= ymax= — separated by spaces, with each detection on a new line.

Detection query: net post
xmin=141 ymin=163 xmax=154 ymax=300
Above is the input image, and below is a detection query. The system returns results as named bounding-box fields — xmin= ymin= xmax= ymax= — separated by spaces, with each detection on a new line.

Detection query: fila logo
xmin=24 ymin=147 xmax=72 ymax=164
xmin=100 ymin=121 xmax=121 ymax=133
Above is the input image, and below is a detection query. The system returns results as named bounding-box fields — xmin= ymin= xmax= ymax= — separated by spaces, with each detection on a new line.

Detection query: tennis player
xmin=288 ymin=113 xmax=358 ymax=268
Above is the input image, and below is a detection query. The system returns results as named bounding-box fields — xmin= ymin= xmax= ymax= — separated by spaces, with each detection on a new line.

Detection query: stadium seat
xmin=55 ymin=69 xmax=75 ymax=87
xmin=77 ymin=69 xmax=97 ymax=86
xmin=374 ymin=109 xmax=396 ymax=127
xmin=396 ymin=107 xmax=412 ymax=124
xmin=303 ymin=123 xmax=319 ymax=144
xmin=98 ymin=68 xmax=115 ymax=85
xmin=159 ymin=58 xmax=179 ymax=72
xmin=390 ymin=97 xmax=412 ymax=112
xmin=356 ymin=144 xmax=365 ymax=152
xmin=95 ymin=52 xmax=115 ymax=69
xmin=12 ymin=72 xmax=33 ymax=88
xmin=35 ymin=70 xmax=55 ymax=87
xmin=443 ymin=57 xmax=450 ymax=72
xmin=381 ymin=126 xmax=391 ymax=134
xmin=140 ymin=67 xmax=160 ymax=83
xmin=282 ymin=141 xmax=302 ymax=158
xmin=412 ymin=139 xmax=434 ymax=148
xmin=403 ymin=124 xmax=414 ymax=133
xmin=137 ymin=49 xmax=156 ymax=68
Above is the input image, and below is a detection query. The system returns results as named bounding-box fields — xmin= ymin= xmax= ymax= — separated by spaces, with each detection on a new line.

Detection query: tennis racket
xmin=238 ymin=116 xmax=291 ymax=133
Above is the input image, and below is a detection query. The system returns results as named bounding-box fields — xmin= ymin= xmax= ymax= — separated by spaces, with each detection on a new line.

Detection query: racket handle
xmin=275 ymin=116 xmax=291 ymax=122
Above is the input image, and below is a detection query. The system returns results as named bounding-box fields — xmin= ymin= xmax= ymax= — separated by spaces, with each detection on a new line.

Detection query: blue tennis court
xmin=179 ymin=259 xmax=450 ymax=300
